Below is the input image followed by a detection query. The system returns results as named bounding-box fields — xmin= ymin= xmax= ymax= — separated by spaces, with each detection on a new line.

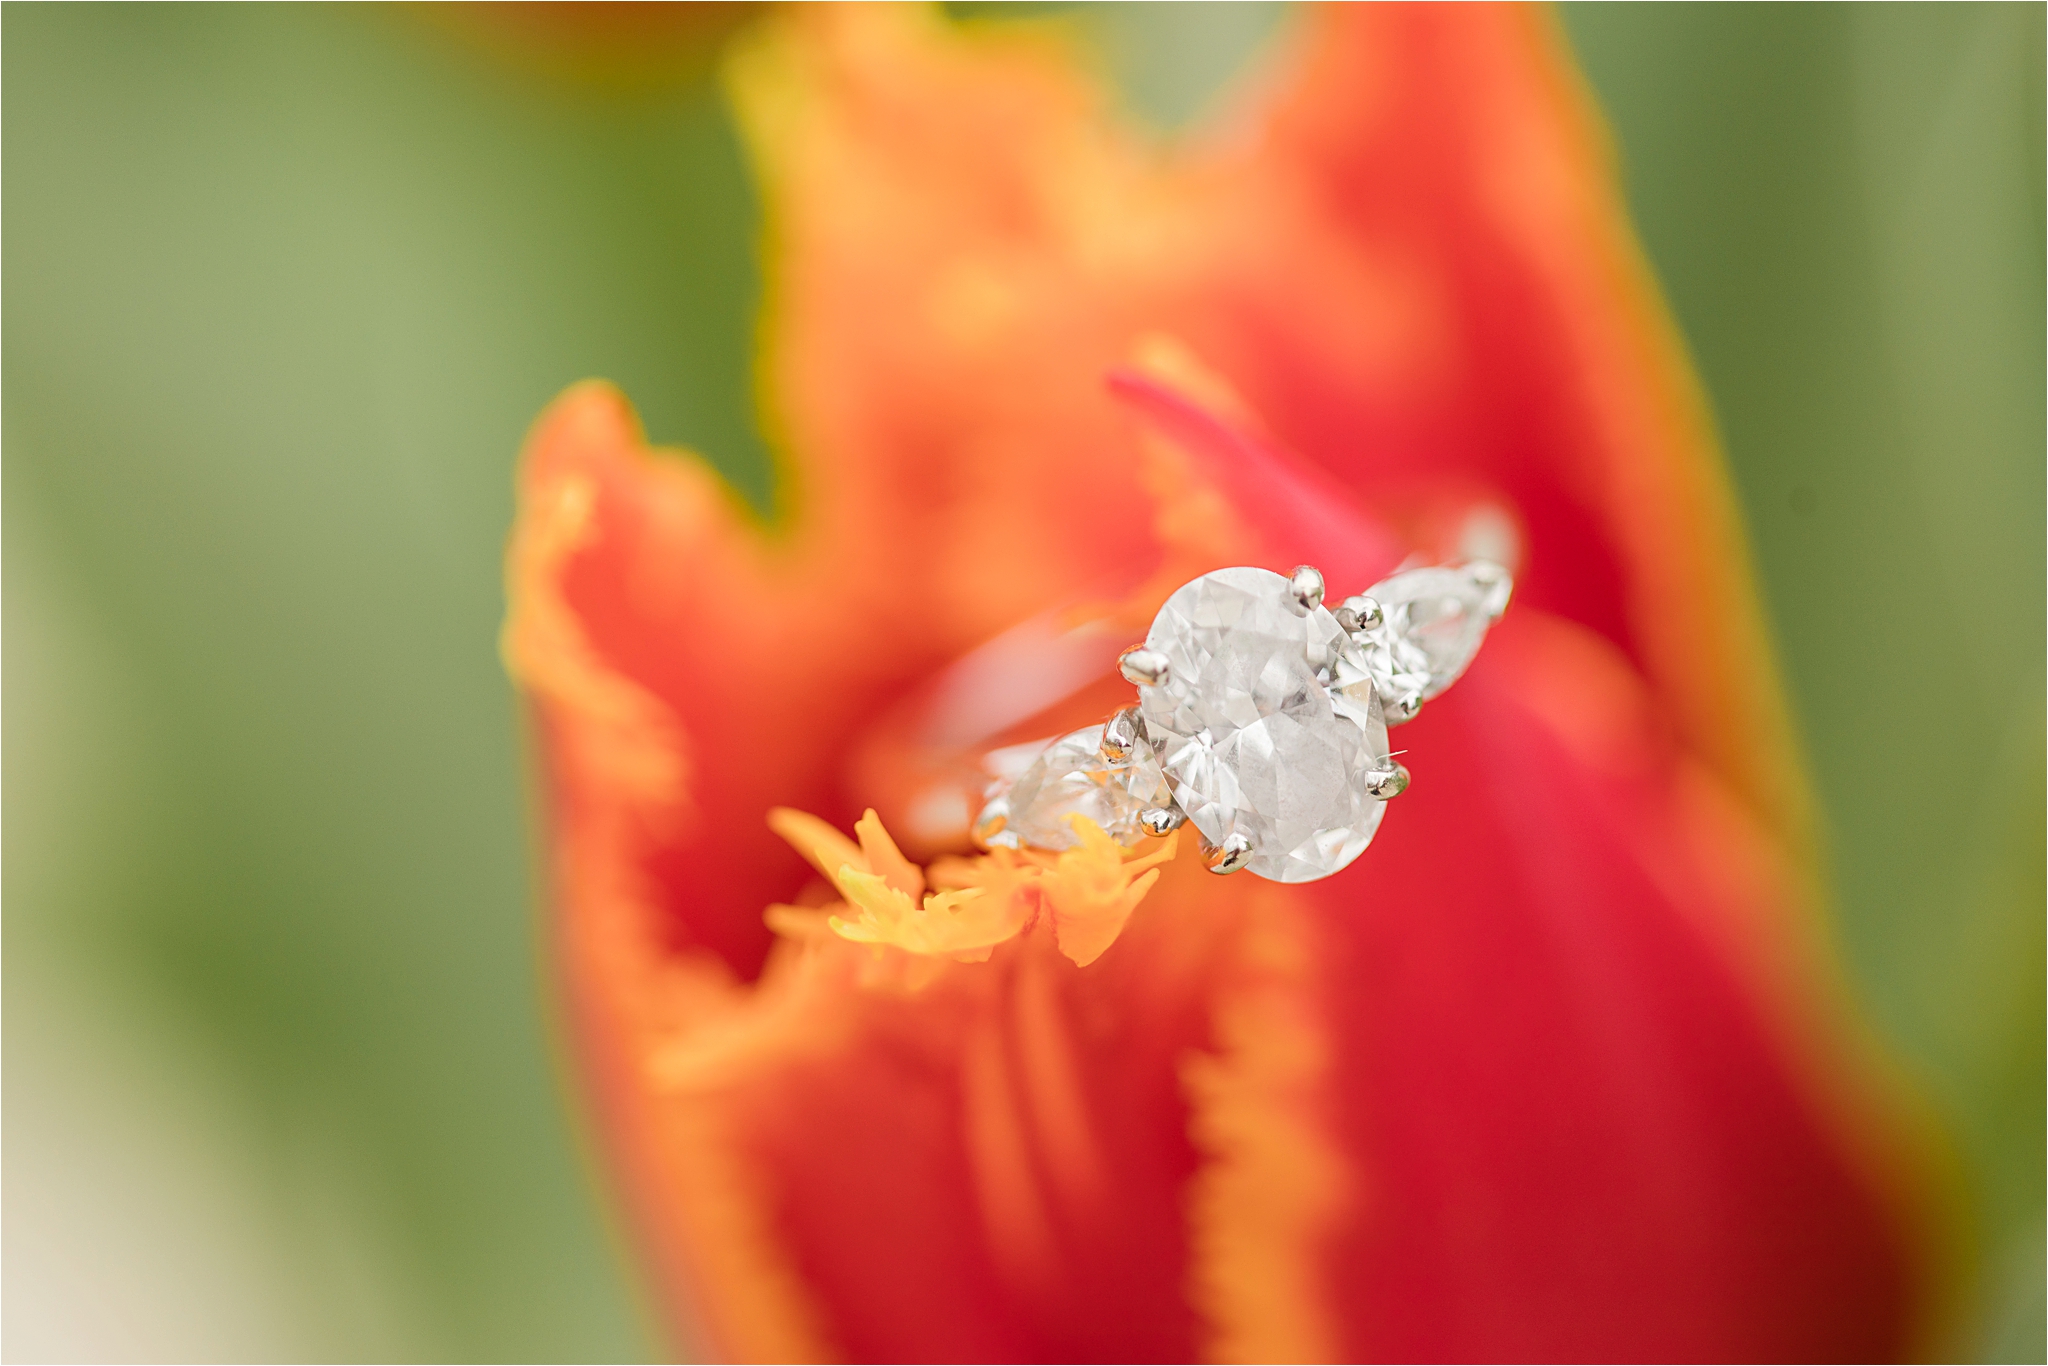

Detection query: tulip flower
xmin=504 ymin=6 xmax=1936 ymax=1360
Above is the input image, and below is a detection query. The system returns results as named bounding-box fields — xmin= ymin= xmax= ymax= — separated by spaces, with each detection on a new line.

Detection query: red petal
xmin=1105 ymin=367 xmax=1404 ymax=591
xmin=1160 ymin=4 xmax=1809 ymax=842
xmin=505 ymin=6 xmax=1938 ymax=1361
xmin=1303 ymin=613 xmax=1915 ymax=1359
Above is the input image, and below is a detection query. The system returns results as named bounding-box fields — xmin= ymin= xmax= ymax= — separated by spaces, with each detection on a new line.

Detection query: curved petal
xmin=1295 ymin=612 xmax=1913 ymax=1360
xmin=644 ymin=854 xmax=1250 ymax=1362
xmin=505 ymin=4 xmax=1935 ymax=1361
xmin=1160 ymin=3 xmax=1807 ymax=845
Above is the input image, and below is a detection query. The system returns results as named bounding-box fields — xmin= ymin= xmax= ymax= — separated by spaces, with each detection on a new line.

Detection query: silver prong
xmin=1365 ymin=764 xmax=1411 ymax=800
xmin=1468 ymin=560 xmax=1512 ymax=619
xmin=1101 ymin=706 xmax=1142 ymax=763
xmin=1202 ymin=831 xmax=1254 ymax=875
xmin=1340 ymin=595 xmax=1384 ymax=632
xmin=1118 ymin=647 xmax=1170 ymax=688
xmin=973 ymin=798 xmax=1010 ymax=844
xmin=1139 ymin=806 xmax=1186 ymax=837
xmin=1288 ymin=564 xmax=1325 ymax=613
xmin=1385 ymin=691 xmax=1424 ymax=725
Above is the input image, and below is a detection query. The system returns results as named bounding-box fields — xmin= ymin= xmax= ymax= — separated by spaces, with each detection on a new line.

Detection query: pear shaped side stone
xmin=999 ymin=723 xmax=1172 ymax=850
xmin=1363 ymin=562 xmax=1509 ymax=699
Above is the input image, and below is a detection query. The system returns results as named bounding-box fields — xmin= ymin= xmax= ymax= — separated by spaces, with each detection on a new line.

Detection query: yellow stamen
xmin=765 ymin=808 xmax=1179 ymax=966
xmin=854 ymin=808 xmax=925 ymax=899
xmin=768 ymin=807 xmax=865 ymax=882
xmin=829 ymin=870 xmax=1028 ymax=963
xmin=1039 ymin=815 xmax=1180 ymax=967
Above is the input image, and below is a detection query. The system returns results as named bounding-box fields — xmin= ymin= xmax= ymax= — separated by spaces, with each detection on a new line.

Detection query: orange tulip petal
xmin=506 ymin=4 xmax=1934 ymax=1361
xmin=1290 ymin=614 xmax=1913 ymax=1359
xmin=1164 ymin=4 xmax=1808 ymax=843
xmin=645 ymin=853 xmax=1250 ymax=1361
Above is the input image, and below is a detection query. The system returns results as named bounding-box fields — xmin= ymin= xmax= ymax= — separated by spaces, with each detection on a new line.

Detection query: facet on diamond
xmin=986 ymin=723 xmax=1172 ymax=851
xmin=1351 ymin=614 xmax=1433 ymax=717
xmin=1137 ymin=566 xmax=1391 ymax=883
xmin=1362 ymin=561 xmax=1511 ymax=699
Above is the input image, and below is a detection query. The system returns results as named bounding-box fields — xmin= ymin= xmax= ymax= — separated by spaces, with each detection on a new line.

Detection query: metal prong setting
xmin=1334 ymin=594 xmax=1384 ymax=634
xmin=1384 ymin=691 xmax=1424 ymax=725
xmin=1140 ymin=806 xmax=1186 ymax=837
xmin=1288 ymin=564 xmax=1326 ymax=614
xmin=1469 ymin=559 xmax=1512 ymax=619
xmin=1119 ymin=647 xmax=1170 ymax=687
xmin=1365 ymin=764 xmax=1411 ymax=800
xmin=975 ymin=560 xmax=1508 ymax=879
xmin=1202 ymin=831 xmax=1255 ymax=875
xmin=1101 ymin=706 xmax=1143 ymax=763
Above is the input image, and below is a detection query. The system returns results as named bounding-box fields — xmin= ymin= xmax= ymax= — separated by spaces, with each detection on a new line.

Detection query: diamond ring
xmin=973 ymin=560 xmax=1512 ymax=882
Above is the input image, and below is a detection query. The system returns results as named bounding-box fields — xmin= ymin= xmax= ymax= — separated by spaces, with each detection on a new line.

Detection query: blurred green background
xmin=4 ymin=3 xmax=2039 ymax=1361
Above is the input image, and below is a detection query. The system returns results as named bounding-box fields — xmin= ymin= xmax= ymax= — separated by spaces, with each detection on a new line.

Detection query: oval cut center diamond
xmin=1137 ymin=566 xmax=1390 ymax=882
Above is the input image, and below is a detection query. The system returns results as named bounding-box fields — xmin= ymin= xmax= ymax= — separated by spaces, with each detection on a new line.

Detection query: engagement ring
xmin=974 ymin=560 xmax=1512 ymax=882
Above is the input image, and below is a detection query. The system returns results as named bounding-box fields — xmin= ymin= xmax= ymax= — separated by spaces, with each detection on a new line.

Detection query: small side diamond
xmin=1352 ymin=561 xmax=1512 ymax=706
xmin=983 ymin=723 xmax=1173 ymax=850
xmin=1346 ymin=604 xmax=1432 ymax=718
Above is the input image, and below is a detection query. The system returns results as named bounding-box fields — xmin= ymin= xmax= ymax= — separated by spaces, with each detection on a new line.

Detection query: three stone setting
xmin=977 ymin=559 xmax=1511 ymax=883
